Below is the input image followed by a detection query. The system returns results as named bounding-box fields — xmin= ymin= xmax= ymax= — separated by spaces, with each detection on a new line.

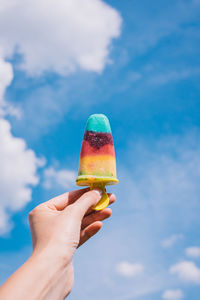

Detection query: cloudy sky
xmin=0 ymin=0 xmax=200 ymax=299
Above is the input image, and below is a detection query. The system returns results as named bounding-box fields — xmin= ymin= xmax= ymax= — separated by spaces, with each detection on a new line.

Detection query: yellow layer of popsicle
xmin=78 ymin=155 xmax=116 ymax=177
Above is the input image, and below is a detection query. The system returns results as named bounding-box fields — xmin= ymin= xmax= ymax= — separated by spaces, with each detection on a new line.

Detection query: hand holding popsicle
xmin=76 ymin=114 xmax=119 ymax=210
xmin=0 ymin=188 xmax=116 ymax=300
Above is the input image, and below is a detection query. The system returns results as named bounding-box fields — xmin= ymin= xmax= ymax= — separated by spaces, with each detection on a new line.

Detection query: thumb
xmin=69 ymin=189 xmax=102 ymax=219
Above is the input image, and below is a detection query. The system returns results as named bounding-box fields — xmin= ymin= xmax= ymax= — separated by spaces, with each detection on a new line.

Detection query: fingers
xmin=78 ymin=221 xmax=102 ymax=247
xmin=46 ymin=188 xmax=89 ymax=210
xmin=69 ymin=189 xmax=102 ymax=219
xmin=81 ymin=208 xmax=112 ymax=230
xmin=107 ymin=193 xmax=116 ymax=205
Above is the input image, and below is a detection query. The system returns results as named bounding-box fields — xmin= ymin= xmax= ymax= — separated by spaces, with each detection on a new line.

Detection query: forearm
xmin=0 ymin=247 xmax=73 ymax=300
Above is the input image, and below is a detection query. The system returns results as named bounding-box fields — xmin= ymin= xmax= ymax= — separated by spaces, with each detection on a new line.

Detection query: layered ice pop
xmin=76 ymin=114 xmax=118 ymax=210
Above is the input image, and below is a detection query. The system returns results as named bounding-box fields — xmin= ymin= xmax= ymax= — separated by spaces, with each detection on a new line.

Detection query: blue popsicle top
xmin=85 ymin=114 xmax=112 ymax=133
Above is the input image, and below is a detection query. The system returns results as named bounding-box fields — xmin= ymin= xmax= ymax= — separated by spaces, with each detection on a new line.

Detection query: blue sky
xmin=0 ymin=0 xmax=200 ymax=299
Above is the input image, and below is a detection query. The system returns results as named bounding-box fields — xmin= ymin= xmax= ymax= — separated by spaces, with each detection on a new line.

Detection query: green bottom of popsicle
xmin=76 ymin=175 xmax=119 ymax=186
xmin=78 ymin=170 xmax=115 ymax=177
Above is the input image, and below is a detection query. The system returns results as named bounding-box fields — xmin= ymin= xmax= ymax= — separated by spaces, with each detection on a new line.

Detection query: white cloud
xmin=162 ymin=289 xmax=184 ymax=300
xmin=43 ymin=166 xmax=76 ymax=190
xmin=116 ymin=261 xmax=144 ymax=277
xmin=161 ymin=234 xmax=184 ymax=249
xmin=185 ymin=247 xmax=200 ymax=258
xmin=170 ymin=261 xmax=200 ymax=284
xmin=0 ymin=57 xmax=16 ymax=117
xmin=0 ymin=58 xmax=13 ymax=103
xmin=0 ymin=43 xmax=42 ymax=235
xmin=0 ymin=57 xmax=21 ymax=118
xmin=0 ymin=118 xmax=44 ymax=234
xmin=0 ymin=0 xmax=121 ymax=76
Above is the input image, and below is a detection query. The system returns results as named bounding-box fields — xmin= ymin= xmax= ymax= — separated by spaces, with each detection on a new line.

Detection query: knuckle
xmin=28 ymin=210 xmax=34 ymax=222
xmin=28 ymin=204 xmax=42 ymax=219
xmin=28 ymin=209 xmax=35 ymax=218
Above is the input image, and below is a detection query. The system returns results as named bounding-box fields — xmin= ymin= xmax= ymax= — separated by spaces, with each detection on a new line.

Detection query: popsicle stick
xmin=90 ymin=184 xmax=110 ymax=211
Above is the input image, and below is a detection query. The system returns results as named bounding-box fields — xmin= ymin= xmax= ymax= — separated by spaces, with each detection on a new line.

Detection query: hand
xmin=0 ymin=188 xmax=116 ymax=300
xmin=28 ymin=188 xmax=116 ymax=296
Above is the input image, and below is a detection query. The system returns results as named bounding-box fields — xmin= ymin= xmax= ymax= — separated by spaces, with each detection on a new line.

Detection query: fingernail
xmin=93 ymin=189 xmax=103 ymax=197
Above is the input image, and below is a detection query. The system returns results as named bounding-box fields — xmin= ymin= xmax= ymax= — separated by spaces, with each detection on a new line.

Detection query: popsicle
xmin=76 ymin=114 xmax=118 ymax=210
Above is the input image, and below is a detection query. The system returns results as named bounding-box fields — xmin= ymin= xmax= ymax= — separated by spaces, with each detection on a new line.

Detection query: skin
xmin=0 ymin=188 xmax=116 ymax=300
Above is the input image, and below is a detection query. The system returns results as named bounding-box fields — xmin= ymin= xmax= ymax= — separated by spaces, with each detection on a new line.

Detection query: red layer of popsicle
xmin=80 ymin=140 xmax=115 ymax=157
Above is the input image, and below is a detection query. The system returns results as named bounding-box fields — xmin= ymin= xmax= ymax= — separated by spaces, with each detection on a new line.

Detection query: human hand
xmin=28 ymin=188 xmax=116 ymax=296
xmin=0 ymin=188 xmax=116 ymax=300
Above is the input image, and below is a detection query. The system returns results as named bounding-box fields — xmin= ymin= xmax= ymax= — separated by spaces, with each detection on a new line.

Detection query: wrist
xmin=30 ymin=247 xmax=74 ymax=299
xmin=31 ymin=243 xmax=72 ymax=269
